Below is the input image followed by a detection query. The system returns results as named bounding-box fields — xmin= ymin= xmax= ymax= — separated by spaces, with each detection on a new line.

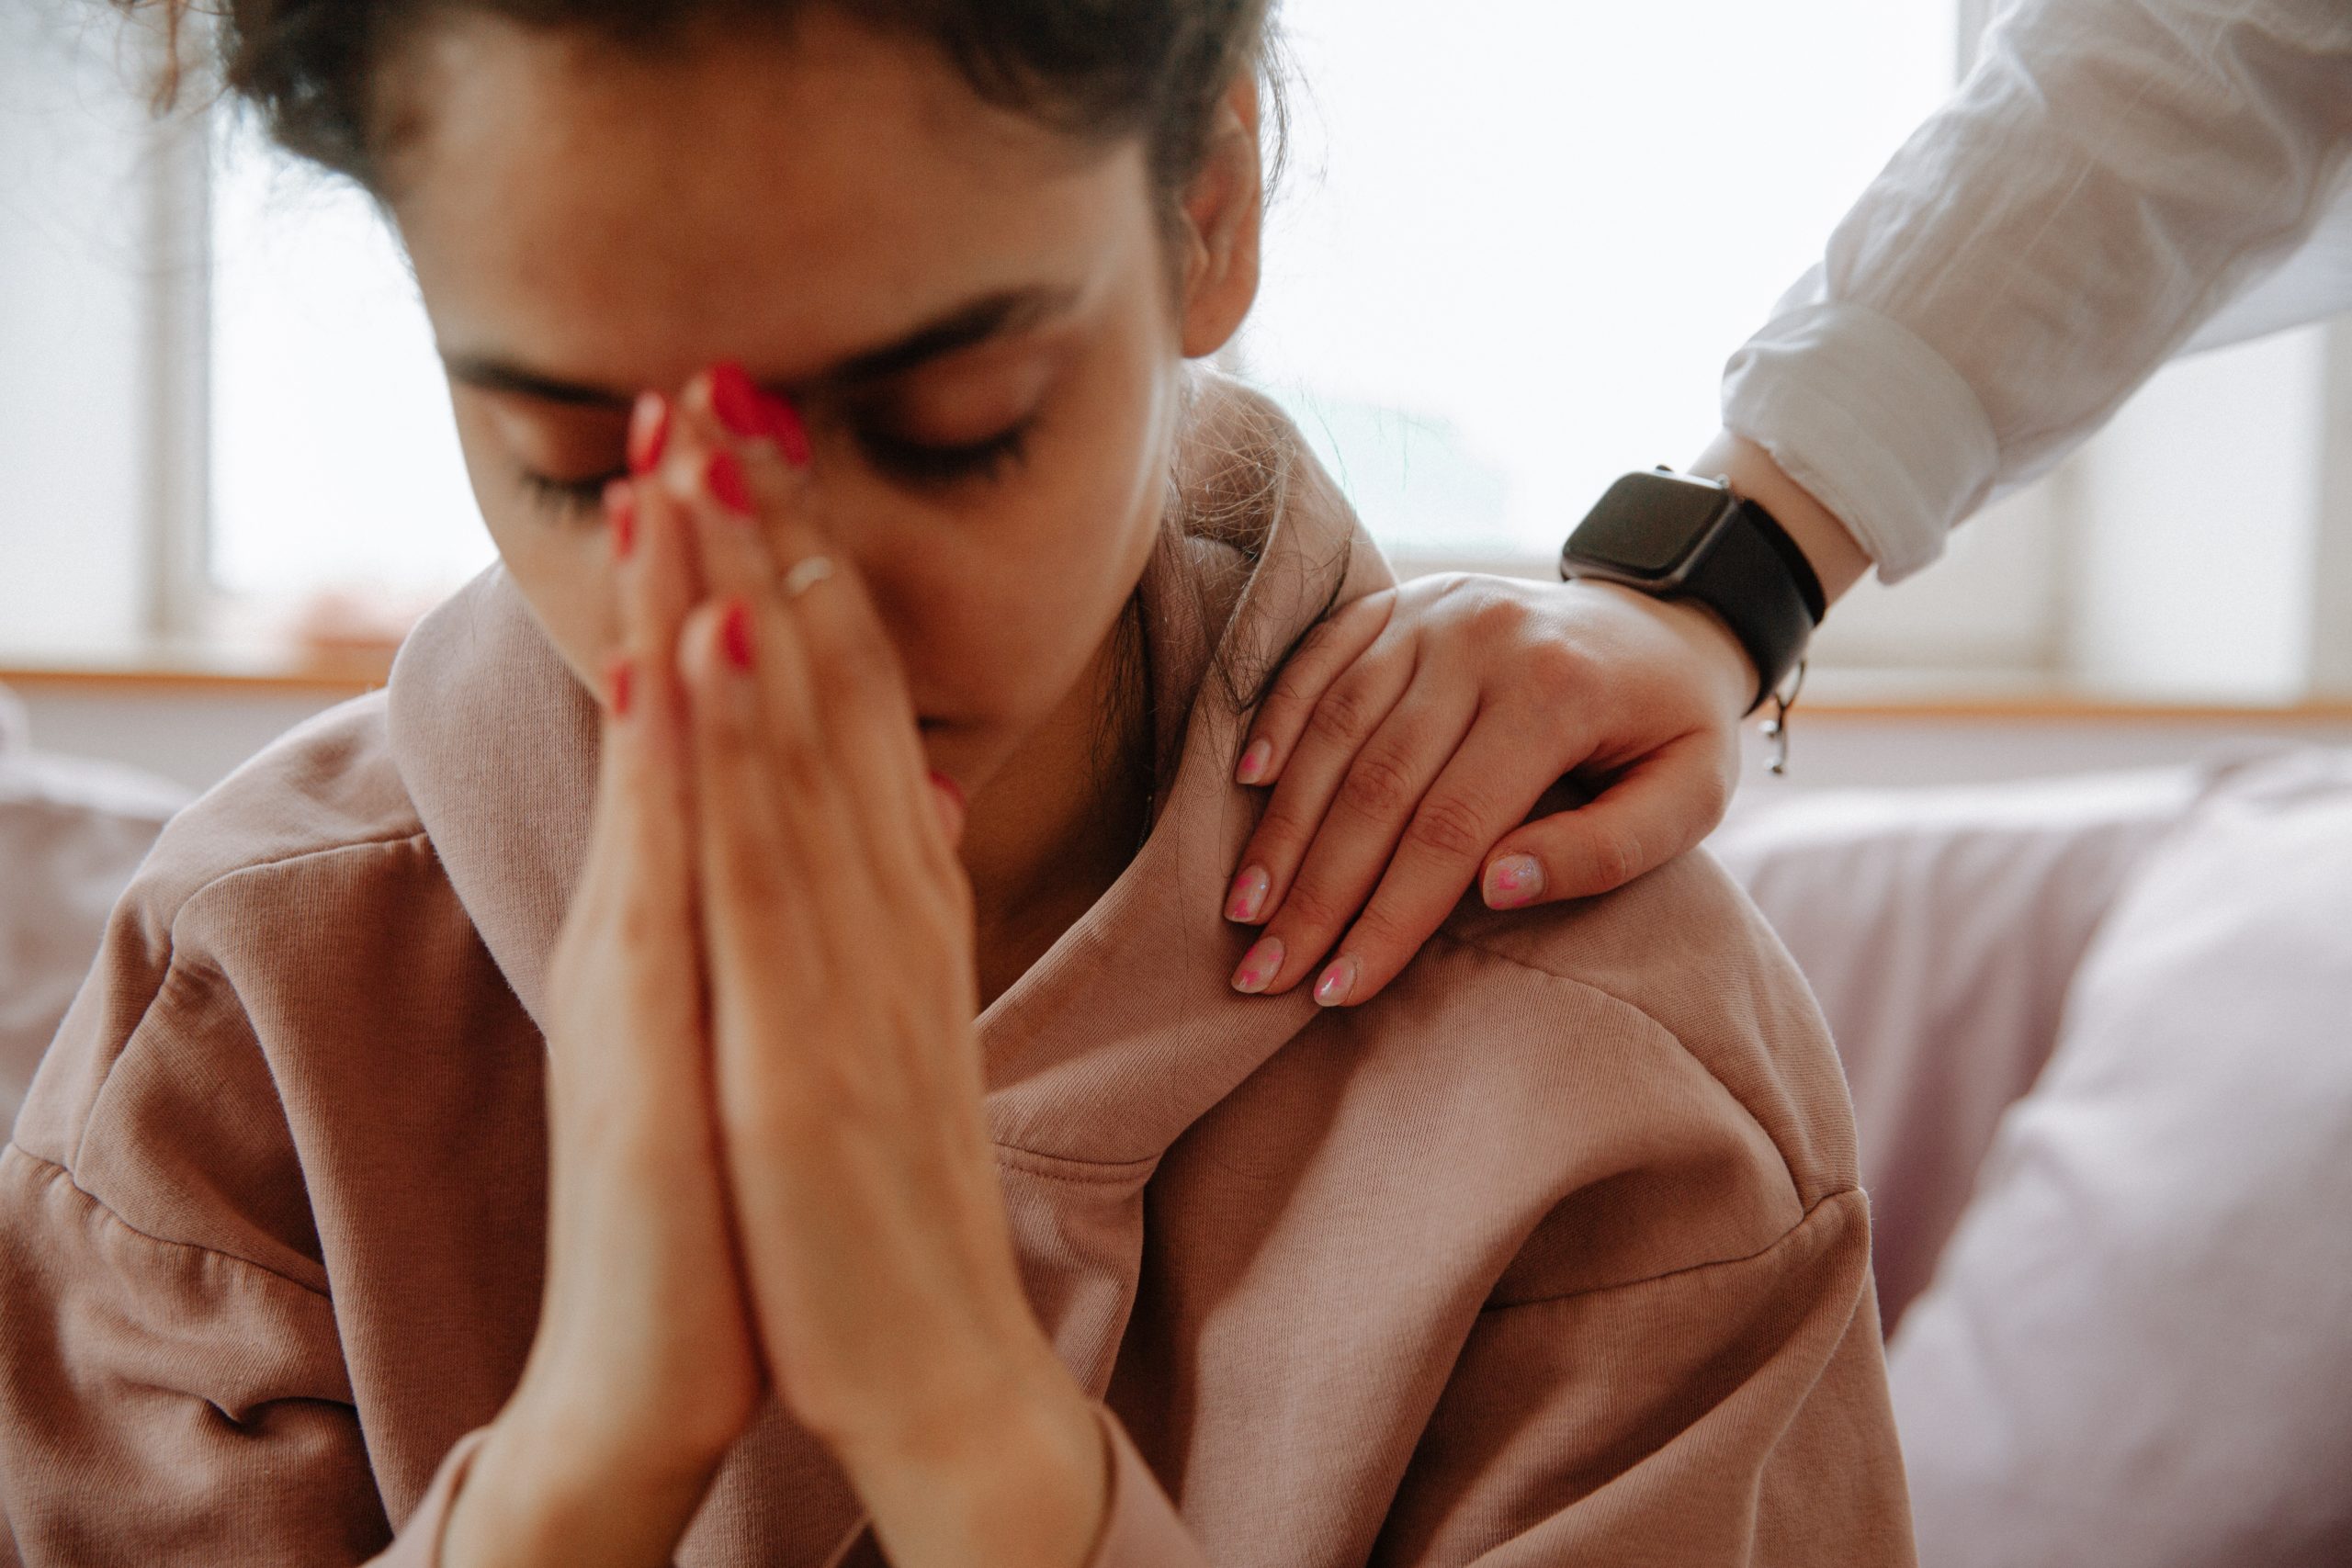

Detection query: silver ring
xmin=780 ymin=555 xmax=836 ymax=599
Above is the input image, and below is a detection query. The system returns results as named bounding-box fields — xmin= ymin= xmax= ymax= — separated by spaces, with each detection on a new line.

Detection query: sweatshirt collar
xmin=388 ymin=378 xmax=1389 ymax=1170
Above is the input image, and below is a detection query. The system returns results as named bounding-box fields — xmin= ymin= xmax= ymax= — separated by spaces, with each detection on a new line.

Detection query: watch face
xmin=1571 ymin=473 xmax=1732 ymax=577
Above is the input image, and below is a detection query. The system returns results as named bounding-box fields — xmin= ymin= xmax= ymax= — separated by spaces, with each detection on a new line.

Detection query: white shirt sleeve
xmin=1721 ymin=0 xmax=2352 ymax=581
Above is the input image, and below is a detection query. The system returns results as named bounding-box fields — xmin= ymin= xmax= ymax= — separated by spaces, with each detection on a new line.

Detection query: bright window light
xmin=1248 ymin=0 xmax=1957 ymax=563
xmin=204 ymin=3 xmax=1957 ymax=599
xmin=208 ymin=110 xmax=491 ymax=603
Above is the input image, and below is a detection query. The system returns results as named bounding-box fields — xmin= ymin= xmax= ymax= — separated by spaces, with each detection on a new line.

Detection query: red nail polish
xmin=627 ymin=393 xmax=670 ymax=475
xmin=771 ymin=398 xmax=812 ymax=468
xmin=604 ymin=479 xmax=637 ymax=558
xmin=720 ymin=601 xmax=754 ymax=671
xmin=706 ymin=450 xmax=752 ymax=514
xmin=606 ymin=656 xmax=634 ymax=717
xmin=709 ymin=362 xmax=809 ymax=465
xmin=710 ymin=362 xmax=768 ymax=441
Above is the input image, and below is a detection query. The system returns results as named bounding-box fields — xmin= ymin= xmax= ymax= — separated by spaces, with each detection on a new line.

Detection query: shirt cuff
xmin=1721 ymin=297 xmax=2000 ymax=584
xmin=1081 ymin=1407 xmax=1212 ymax=1568
xmin=366 ymin=1427 xmax=492 ymax=1568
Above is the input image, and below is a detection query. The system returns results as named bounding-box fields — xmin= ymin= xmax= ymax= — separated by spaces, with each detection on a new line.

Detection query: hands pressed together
xmin=438 ymin=367 xmax=1763 ymax=1565
xmin=444 ymin=367 xmax=1107 ymax=1568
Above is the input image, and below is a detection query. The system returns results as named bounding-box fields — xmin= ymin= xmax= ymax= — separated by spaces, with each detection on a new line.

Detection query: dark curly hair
xmin=125 ymin=0 xmax=1279 ymax=197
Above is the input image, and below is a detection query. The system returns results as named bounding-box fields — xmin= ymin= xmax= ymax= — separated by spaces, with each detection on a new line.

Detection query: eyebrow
xmin=441 ymin=285 xmax=1080 ymax=409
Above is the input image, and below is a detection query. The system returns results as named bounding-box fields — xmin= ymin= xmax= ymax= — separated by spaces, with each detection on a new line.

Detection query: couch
xmin=4 ymin=691 xmax=2347 ymax=1565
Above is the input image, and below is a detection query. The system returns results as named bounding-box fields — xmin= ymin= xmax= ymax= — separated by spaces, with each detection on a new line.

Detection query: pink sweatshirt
xmin=0 ymin=391 xmax=1913 ymax=1566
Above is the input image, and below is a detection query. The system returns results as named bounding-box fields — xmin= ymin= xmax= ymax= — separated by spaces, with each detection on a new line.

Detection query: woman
xmin=0 ymin=3 xmax=1910 ymax=1563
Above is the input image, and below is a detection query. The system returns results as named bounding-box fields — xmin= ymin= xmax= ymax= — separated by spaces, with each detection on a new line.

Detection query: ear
xmin=1177 ymin=72 xmax=1265 ymax=359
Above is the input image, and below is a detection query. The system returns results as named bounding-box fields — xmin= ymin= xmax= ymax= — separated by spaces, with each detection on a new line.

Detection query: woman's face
xmin=383 ymin=9 xmax=1261 ymax=795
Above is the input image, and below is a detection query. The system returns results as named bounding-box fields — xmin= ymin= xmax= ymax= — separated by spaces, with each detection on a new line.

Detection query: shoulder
xmin=1442 ymin=847 xmax=1855 ymax=1200
xmin=125 ymin=692 xmax=428 ymax=934
xmin=1349 ymin=847 xmax=1860 ymax=1301
xmin=9 ymin=693 xmax=454 ymax=1284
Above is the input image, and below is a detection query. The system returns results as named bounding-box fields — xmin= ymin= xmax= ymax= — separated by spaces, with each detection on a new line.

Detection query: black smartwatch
xmin=1559 ymin=468 xmax=1826 ymax=713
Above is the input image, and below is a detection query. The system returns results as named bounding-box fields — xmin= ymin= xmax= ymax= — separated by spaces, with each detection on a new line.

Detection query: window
xmin=208 ymin=113 xmax=492 ymax=604
xmin=1245 ymin=0 xmax=1958 ymax=570
xmin=6 ymin=0 xmax=2347 ymax=703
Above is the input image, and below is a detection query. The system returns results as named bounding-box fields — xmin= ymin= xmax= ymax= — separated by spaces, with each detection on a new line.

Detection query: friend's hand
xmin=444 ymin=409 xmax=765 ymax=1567
xmin=1223 ymin=573 xmax=1752 ymax=1008
xmin=660 ymin=375 xmax=1109 ymax=1568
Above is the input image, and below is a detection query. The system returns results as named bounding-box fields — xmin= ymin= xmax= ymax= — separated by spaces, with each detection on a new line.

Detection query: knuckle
xmin=1341 ymin=901 xmax=1413 ymax=956
xmin=1243 ymin=808 xmax=1307 ymax=865
xmin=1304 ymin=682 xmax=1378 ymax=748
xmin=1261 ymin=673 xmax=1317 ymax=721
xmin=1523 ymin=638 xmax=1595 ymax=699
xmin=1337 ymin=750 xmax=1419 ymax=820
xmin=1402 ymin=792 xmax=1491 ymax=863
xmin=1271 ymin=876 xmax=1349 ymax=937
xmin=1466 ymin=587 xmax=1535 ymax=641
xmin=1590 ymin=831 xmax=1643 ymax=889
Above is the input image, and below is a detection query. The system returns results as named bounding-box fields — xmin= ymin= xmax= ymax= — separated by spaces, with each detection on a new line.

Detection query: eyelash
xmin=518 ymin=420 xmax=1036 ymax=521
xmin=857 ymin=421 xmax=1034 ymax=487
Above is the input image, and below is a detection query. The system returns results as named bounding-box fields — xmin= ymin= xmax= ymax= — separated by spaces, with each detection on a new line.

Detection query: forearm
xmin=836 ymin=1354 xmax=1110 ymax=1568
xmin=1689 ymin=431 xmax=1872 ymax=609
xmin=1722 ymin=0 xmax=2352 ymax=580
xmin=440 ymin=1406 xmax=722 ymax=1568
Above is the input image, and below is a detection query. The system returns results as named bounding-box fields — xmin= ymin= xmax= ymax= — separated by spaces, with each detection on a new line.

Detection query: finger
xmin=1302 ymin=716 xmax=1584 ymax=1008
xmin=1481 ymin=730 xmax=1737 ymax=905
xmin=1230 ymin=684 xmax=1473 ymax=997
xmin=1234 ymin=590 xmax=1395 ymax=785
xmin=1224 ymin=625 xmax=1417 ymax=929
xmin=548 ymin=475 xmax=709 ymax=1169
xmin=672 ymin=369 xmax=945 ymax=882
xmin=674 ymin=596 xmax=829 ymax=1055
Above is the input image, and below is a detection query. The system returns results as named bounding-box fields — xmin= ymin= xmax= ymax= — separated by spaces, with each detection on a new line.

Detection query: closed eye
xmin=519 ymin=468 xmax=620 ymax=520
xmin=859 ymin=421 xmax=1033 ymax=487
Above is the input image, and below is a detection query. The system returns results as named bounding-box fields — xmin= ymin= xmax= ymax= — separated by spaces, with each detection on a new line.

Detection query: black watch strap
xmin=1687 ymin=496 xmax=1824 ymax=712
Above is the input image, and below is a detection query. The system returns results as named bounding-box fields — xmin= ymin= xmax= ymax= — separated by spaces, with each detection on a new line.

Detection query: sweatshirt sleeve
xmin=1374 ymin=1188 xmax=1911 ymax=1564
xmin=1722 ymin=0 xmax=2352 ymax=581
xmin=0 ymin=953 xmax=467 ymax=1567
xmin=1079 ymin=1190 xmax=1909 ymax=1567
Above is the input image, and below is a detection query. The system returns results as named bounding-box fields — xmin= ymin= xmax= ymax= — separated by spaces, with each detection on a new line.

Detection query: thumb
xmin=1480 ymin=739 xmax=1735 ymax=906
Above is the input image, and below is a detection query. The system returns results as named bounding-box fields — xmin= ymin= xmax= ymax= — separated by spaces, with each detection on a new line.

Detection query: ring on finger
xmin=780 ymin=555 xmax=837 ymax=600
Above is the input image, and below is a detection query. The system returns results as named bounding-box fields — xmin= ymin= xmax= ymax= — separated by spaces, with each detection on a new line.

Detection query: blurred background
xmin=6 ymin=4 xmax=2352 ymax=1562
xmin=4 ymin=0 xmax=2348 ymax=796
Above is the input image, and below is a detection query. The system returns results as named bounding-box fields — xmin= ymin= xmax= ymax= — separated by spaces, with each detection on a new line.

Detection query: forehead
xmin=384 ymin=9 xmax=1151 ymax=385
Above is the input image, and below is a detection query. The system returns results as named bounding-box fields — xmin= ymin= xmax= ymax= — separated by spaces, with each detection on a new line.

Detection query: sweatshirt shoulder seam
xmin=1485 ymin=1185 xmax=1868 ymax=1311
xmin=1428 ymin=923 xmax=1793 ymax=1162
xmin=1 ymin=1141 xmax=333 ymax=1301
xmin=174 ymin=826 xmax=435 ymax=931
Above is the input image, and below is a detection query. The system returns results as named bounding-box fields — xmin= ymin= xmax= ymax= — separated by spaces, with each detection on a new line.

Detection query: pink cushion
xmin=1888 ymin=750 xmax=2352 ymax=1567
xmin=0 ymin=689 xmax=186 ymax=1131
xmin=1710 ymin=767 xmax=2204 ymax=1326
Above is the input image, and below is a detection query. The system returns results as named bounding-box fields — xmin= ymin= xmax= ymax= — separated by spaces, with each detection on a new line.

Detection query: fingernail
xmin=628 ymin=392 xmax=670 ymax=475
xmin=1230 ymin=936 xmax=1284 ymax=995
xmin=709 ymin=361 xmax=769 ymax=441
xmin=1484 ymin=853 xmax=1544 ymax=909
xmin=1314 ymin=957 xmax=1358 ymax=1008
xmin=720 ymin=601 xmax=754 ymax=671
xmin=929 ymin=770 xmax=967 ymax=844
xmin=605 ymin=479 xmax=637 ymax=559
xmin=771 ymin=396 xmax=812 ymax=468
xmin=605 ymin=655 xmax=634 ymax=717
xmin=1236 ymin=739 xmax=1273 ymax=785
xmin=1226 ymin=865 xmax=1270 ymax=924
xmin=706 ymin=450 xmax=753 ymax=515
